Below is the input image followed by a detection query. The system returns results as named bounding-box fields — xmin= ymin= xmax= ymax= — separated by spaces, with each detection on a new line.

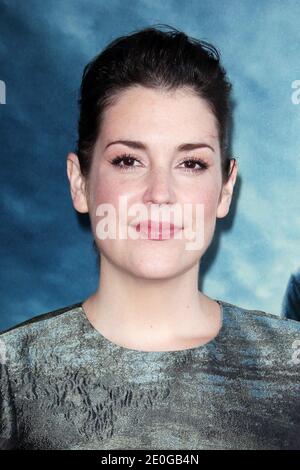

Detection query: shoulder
xmin=218 ymin=299 xmax=300 ymax=372
xmin=0 ymin=301 xmax=83 ymax=337
xmin=219 ymin=298 xmax=300 ymax=340
xmin=0 ymin=301 xmax=84 ymax=363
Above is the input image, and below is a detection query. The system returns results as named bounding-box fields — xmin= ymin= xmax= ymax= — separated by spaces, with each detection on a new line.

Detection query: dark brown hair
xmin=76 ymin=24 xmax=235 ymax=183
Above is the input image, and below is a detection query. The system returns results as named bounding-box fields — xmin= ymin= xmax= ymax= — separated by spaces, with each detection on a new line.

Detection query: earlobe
xmin=216 ymin=159 xmax=237 ymax=219
xmin=216 ymin=186 xmax=231 ymax=219
xmin=66 ymin=152 xmax=89 ymax=214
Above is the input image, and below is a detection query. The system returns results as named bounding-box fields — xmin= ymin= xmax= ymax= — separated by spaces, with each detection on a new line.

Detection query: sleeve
xmin=0 ymin=361 xmax=19 ymax=450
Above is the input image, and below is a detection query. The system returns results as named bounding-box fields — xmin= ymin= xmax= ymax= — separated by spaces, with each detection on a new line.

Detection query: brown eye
xmin=110 ymin=154 xmax=142 ymax=171
xmin=178 ymin=158 xmax=208 ymax=173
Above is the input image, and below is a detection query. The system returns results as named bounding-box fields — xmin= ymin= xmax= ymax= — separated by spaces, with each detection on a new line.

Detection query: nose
xmin=143 ymin=167 xmax=177 ymax=206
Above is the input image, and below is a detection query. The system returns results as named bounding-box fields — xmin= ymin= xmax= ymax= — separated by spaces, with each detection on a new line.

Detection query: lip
xmin=134 ymin=220 xmax=183 ymax=240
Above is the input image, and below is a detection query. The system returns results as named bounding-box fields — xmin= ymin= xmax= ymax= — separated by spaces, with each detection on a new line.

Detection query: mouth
xmin=134 ymin=220 xmax=183 ymax=241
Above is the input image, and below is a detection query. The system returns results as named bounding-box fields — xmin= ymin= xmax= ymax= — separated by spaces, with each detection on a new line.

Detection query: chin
xmin=124 ymin=253 xmax=194 ymax=280
xmin=128 ymin=264 xmax=185 ymax=281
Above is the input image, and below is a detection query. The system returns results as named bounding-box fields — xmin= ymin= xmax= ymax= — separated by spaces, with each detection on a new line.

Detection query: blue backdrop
xmin=1 ymin=0 xmax=300 ymax=330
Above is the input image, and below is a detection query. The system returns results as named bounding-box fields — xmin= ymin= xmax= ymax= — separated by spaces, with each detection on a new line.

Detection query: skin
xmin=67 ymin=85 xmax=238 ymax=352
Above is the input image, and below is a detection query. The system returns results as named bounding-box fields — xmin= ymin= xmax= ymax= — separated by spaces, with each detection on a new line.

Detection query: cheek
xmin=192 ymin=184 xmax=220 ymax=218
xmin=189 ymin=183 xmax=221 ymax=245
xmin=89 ymin=175 xmax=135 ymax=240
xmin=203 ymin=189 xmax=220 ymax=216
xmin=89 ymin=171 xmax=124 ymax=212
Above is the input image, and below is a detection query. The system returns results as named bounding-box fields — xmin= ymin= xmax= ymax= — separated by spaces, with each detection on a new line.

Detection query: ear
xmin=66 ymin=152 xmax=89 ymax=213
xmin=217 ymin=158 xmax=238 ymax=218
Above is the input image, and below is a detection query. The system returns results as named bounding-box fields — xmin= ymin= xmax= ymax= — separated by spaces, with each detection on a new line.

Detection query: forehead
xmin=100 ymin=86 xmax=219 ymax=148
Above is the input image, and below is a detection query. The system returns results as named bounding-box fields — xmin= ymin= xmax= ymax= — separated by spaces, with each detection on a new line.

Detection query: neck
xmin=83 ymin=256 xmax=220 ymax=349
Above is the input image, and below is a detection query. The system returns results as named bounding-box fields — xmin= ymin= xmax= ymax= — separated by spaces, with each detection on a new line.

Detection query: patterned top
xmin=0 ymin=299 xmax=300 ymax=450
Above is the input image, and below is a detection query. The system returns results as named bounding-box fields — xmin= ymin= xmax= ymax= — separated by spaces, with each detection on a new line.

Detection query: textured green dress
xmin=1 ymin=299 xmax=300 ymax=449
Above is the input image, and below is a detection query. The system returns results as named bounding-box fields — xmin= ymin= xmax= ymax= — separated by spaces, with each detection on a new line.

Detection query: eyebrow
xmin=104 ymin=139 xmax=215 ymax=153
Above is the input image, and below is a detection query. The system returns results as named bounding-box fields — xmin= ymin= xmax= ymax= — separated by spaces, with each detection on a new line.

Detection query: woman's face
xmin=71 ymin=85 xmax=236 ymax=279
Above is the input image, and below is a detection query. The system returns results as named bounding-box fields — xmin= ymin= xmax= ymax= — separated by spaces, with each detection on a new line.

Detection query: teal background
xmin=1 ymin=0 xmax=300 ymax=329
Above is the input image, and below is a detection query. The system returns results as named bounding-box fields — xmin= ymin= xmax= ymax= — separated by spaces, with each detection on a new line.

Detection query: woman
xmin=1 ymin=25 xmax=300 ymax=450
